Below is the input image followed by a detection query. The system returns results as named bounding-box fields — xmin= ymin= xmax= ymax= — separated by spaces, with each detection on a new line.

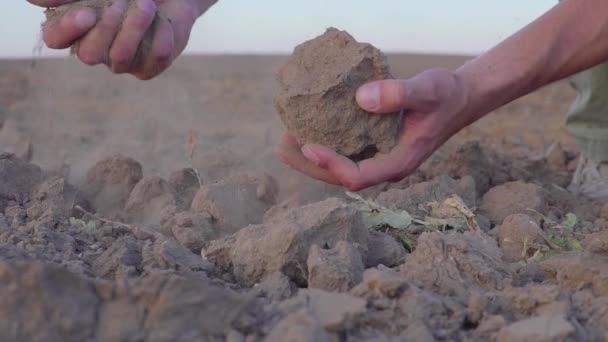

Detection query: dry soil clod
xmin=274 ymin=27 xmax=402 ymax=160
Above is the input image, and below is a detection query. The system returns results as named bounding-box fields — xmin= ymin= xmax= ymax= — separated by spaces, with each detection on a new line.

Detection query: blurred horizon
xmin=1 ymin=1 xmax=555 ymax=58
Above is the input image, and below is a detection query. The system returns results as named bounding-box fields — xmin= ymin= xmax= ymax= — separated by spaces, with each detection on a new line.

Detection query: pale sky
xmin=0 ymin=1 xmax=556 ymax=57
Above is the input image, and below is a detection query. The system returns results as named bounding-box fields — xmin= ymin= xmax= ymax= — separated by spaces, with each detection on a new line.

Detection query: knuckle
xmin=110 ymin=47 xmax=134 ymax=68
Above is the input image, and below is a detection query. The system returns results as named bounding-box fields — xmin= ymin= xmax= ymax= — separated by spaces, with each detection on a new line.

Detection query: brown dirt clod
xmin=274 ymin=27 xmax=402 ymax=159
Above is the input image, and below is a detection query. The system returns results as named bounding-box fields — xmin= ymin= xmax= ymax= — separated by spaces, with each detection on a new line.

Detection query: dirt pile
xmin=274 ymin=28 xmax=402 ymax=159
xmin=1 ymin=140 xmax=607 ymax=340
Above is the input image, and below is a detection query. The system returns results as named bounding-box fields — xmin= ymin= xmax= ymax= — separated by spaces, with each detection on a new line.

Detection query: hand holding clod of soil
xmin=274 ymin=27 xmax=403 ymax=161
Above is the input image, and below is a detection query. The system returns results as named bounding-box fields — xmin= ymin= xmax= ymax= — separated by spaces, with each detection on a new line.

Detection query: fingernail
xmin=74 ymin=8 xmax=96 ymax=30
xmin=356 ymin=83 xmax=380 ymax=112
xmin=302 ymin=146 xmax=320 ymax=166
xmin=136 ymin=0 xmax=156 ymax=16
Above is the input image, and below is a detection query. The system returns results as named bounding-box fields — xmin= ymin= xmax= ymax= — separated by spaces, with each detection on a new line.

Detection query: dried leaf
xmin=346 ymin=192 xmax=413 ymax=229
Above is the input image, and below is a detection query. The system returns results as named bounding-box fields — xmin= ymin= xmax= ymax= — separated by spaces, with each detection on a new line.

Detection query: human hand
xmin=275 ymin=68 xmax=477 ymax=191
xmin=29 ymin=0 xmax=215 ymax=79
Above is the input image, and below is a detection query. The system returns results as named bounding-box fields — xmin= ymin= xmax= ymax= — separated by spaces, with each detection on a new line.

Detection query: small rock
xmin=307 ymin=241 xmax=364 ymax=292
xmin=125 ymin=176 xmax=177 ymax=225
xmin=496 ymin=315 xmax=574 ymax=342
xmin=264 ymin=309 xmax=338 ymax=342
xmin=365 ymin=230 xmax=407 ymax=267
xmin=274 ymin=27 xmax=401 ymax=159
xmin=376 ymin=175 xmax=476 ymax=217
xmin=253 ymin=272 xmax=297 ymax=301
xmin=205 ymin=198 xmax=368 ymax=286
xmin=80 ymin=155 xmax=143 ymax=216
xmin=498 ymin=214 xmax=546 ymax=262
xmin=168 ymin=168 xmax=200 ymax=209
xmin=480 ymin=181 xmax=546 ymax=224
xmin=191 ymin=174 xmax=278 ymax=233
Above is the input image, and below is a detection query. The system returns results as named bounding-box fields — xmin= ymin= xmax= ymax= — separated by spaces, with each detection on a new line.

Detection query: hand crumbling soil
xmin=274 ymin=28 xmax=402 ymax=160
xmin=43 ymin=0 xmax=160 ymax=69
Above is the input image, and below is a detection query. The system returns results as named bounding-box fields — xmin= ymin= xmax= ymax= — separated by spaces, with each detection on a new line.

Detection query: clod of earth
xmin=204 ymin=197 xmax=368 ymax=286
xmin=191 ymin=173 xmax=278 ymax=234
xmin=307 ymin=241 xmax=365 ymax=292
xmin=80 ymin=154 xmax=143 ymax=217
xmin=274 ymin=27 xmax=402 ymax=160
xmin=44 ymin=0 xmax=160 ymax=70
xmin=125 ymin=176 xmax=177 ymax=225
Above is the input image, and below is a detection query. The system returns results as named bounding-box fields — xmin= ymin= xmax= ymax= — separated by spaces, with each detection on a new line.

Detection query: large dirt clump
xmin=274 ymin=27 xmax=402 ymax=160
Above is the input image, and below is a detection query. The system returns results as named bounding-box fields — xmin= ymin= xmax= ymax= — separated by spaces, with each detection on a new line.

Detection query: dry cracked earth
xmin=1 ymin=55 xmax=608 ymax=341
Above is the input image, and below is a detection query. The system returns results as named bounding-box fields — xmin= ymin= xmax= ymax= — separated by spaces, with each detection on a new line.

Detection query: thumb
xmin=356 ymin=77 xmax=440 ymax=114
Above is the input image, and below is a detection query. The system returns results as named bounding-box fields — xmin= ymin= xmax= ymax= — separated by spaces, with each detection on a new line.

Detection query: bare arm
xmin=458 ymin=0 xmax=608 ymax=124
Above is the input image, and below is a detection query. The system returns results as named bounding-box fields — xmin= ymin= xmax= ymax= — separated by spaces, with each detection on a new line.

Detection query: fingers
xmin=356 ymin=74 xmax=442 ymax=114
xmin=132 ymin=16 xmax=175 ymax=80
xmin=275 ymin=134 xmax=341 ymax=186
xmin=28 ymin=0 xmax=80 ymax=7
xmin=74 ymin=0 xmax=127 ymax=65
xmin=300 ymin=143 xmax=412 ymax=191
xmin=109 ymin=0 xmax=157 ymax=73
xmin=43 ymin=7 xmax=97 ymax=49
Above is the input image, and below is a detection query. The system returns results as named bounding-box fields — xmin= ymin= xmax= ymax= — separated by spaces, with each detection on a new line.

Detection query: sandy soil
xmin=1 ymin=54 xmax=606 ymax=341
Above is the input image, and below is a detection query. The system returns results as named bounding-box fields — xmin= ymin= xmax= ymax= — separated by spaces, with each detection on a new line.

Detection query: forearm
xmin=457 ymin=0 xmax=608 ymax=122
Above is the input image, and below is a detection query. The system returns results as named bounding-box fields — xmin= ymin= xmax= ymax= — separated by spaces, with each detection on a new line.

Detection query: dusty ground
xmin=1 ymin=54 xmax=607 ymax=341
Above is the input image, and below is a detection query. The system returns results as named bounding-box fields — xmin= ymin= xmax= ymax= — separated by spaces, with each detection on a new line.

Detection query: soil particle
xmin=0 ymin=153 xmax=43 ymax=211
xmin=0 ymin=118 xmax=33 ymax=162
xmin=253 ymin=271 xmax=297 ymax=301
xmin=375 ymin=175 xmax=476 ymax=217
xmin=274 ymin=27 xmax=402 ymax=159
xmin=191 ymin=174 xmax=278 ymax=234
xmin=422 ymin=141 xmax=511 ymax=196
xmin=168 ymin=168 xmax=200 ymax=209
xmin=480 ymin=181 xmax=546 ymax=225
xmin=264 ymin=309 xmax=339 ymax=342
xmin=92 ymin=236 xmax=142 ymax=280
xmin=307 ymin=241 xmax=365 ymax=292
xmin=142 ymin=237 xmax=213 ymax=274
xmin=167 ymin=211 xmax=219 ymax=253
xmin=399 ymin=231 xmax=512 ymax=300
xmin=365 ymin=230 xmax=407 ymax=268
xmin=496 ymin=315 xmax=574 ymax=342
xmin=498 ymin=214 xmax=546 ymax=262
xmin=278 ymin=288 xmax=367 ymax=332
xmin=542 ymin=251 xmax=608 ymax=296
xmin=125 ymin=176 xmax=177 ymax=225
xmin=205 ymin=198 xmax=368 ymax=286
xmin=80 ymin=155 xmax=143 ymax=216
